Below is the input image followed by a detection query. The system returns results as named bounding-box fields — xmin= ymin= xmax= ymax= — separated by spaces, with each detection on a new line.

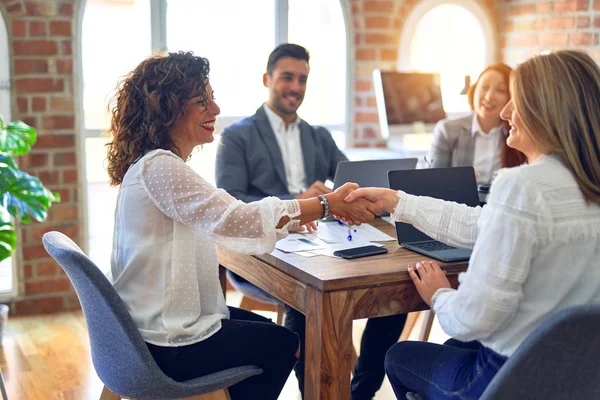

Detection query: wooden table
xmin=218 ymin=219 xmax=468 ymax=399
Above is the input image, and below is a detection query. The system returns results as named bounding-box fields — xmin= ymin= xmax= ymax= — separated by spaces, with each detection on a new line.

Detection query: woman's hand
xmin=408 ymin=260 xmax=451 ymax=306
xmin=327 ymin=183 xmax=382 ymax=225
xmin=343 ymin=187 xmax=399 ymax=214
xmin=291 ymin=221 xmax=318 ymax=233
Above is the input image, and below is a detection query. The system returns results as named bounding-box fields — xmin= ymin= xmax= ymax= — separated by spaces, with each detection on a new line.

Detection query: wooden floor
xmin=0 ymin=310 xmax=105 ymax=399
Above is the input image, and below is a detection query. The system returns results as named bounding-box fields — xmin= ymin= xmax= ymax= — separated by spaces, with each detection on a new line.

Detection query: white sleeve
xmin=431 ymin=171 xmax=544 ymax=341
xmin=138 ymin=151 xmax=301 ymax=254
xmin=391 ymin=191 xmax=482 ymax=249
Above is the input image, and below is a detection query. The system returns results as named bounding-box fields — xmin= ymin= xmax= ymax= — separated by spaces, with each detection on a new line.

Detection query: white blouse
xmin=110 ymin=150 xmax=301 ymax=346
xmin=392 ymin=155 xmax=600 ymax=357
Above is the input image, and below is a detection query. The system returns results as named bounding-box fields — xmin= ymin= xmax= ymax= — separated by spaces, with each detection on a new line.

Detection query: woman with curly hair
xmin=105 ymin=51 xmax=380 ymax=399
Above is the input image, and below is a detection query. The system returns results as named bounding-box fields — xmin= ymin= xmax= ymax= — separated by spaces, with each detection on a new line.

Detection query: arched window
xmin=0 ymin=11 xmax=15 ymax=294
xmin=80 ymin=0 xmax=350 ymax=271
xmin=399 ymin=0 xmax=494 ymax=115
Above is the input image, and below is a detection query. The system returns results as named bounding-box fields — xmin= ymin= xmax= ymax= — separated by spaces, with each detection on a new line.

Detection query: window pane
xmin=288 ymin=0 xmax=347 ymax=127
xmin=408 ymin=5 xmax=485 ymax=113
xmin=82 ymin=0 xmax=152 ymax=129
xmin=166 ymin=0 xmax=275 ymax=117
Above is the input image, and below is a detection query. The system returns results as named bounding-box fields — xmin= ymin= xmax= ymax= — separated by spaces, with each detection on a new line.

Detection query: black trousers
xmin=285 ymin=305 xmax=407 ymax=400
xmin=147 ymin=307 xmax=299 ymax=400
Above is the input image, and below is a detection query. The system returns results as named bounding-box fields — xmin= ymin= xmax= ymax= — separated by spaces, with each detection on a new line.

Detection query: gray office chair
xmin=481 ymin=303 xmax=600 ymax=399
xmin=42 ymin=231 xmax=262 ymax=399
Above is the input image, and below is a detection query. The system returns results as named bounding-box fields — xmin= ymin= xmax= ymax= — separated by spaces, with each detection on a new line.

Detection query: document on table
xmin=275 ymin=234 xmax=328 ymax=253
xmin=314 ymin=221 xmax=396 ymax=243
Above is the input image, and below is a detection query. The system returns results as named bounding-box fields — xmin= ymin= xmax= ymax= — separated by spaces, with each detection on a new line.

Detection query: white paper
xmin=275 ymin=234 xmax=328 ymax=253
xmin=381 ymin=216 xmax=396 ymax=227
xmin=314 ymin=221 xmax=396 ymax=243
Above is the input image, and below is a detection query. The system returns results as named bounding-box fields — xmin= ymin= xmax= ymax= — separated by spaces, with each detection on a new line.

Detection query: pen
xmin=338 ymin=220 xmax=357 ymax=241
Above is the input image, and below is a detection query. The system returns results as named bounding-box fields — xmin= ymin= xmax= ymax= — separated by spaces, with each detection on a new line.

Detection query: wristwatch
xmin=317 ymin=194 xmax=330 ymax=219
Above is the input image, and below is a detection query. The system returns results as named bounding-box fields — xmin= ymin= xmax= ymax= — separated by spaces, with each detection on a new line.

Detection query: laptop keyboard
xmin=410 ymin=241 xmax=455 ymax=252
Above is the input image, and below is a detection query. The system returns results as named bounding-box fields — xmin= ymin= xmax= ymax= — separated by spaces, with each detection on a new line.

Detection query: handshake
xmin=304 ymin=181 xmax=400 ymax=226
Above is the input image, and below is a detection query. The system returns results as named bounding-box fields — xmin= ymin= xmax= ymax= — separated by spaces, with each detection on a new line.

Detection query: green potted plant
xmin=0 ymin=115 xmax=60 ymax=341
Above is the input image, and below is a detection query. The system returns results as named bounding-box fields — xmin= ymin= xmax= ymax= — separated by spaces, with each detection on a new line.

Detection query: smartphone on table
xmin=333 ymin=245 xmax=389 ymax=259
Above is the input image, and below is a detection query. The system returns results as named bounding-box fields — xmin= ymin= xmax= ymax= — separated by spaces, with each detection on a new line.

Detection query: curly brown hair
xmin=467 ymin=63 xmax=528 ymax=169
xmin=105 ymin=51 xmax=211 ymax=186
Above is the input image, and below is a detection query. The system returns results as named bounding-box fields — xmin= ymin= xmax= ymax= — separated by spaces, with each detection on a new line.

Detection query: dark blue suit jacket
xmin=216 ymin=106 xmax=347 ymax=202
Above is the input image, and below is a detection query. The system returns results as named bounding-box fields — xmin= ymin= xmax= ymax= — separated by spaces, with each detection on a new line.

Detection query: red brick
xmin=24 ymin=264 xmax=33 ymax=279
xmin=54 ymin=189 xmax=70 ymax=203
xmin=13 ymin=59 xmax=49 ymax=74
xmin=56 ymin=58 xmax=73 ymax=74
xmin=62 ymin=169 xmax=78 ymax=184
xmin=59 ymin=3 xmax=74 ymax=17
xmin=25 ymin=2 xmax=58 ymax=17
xmin=61 ymin=40 xmax=72 ymax=55
xmin=13 ymin=40 xmax=58 ymax=56
xmin=547 ymin=17 xmax=575 ymax=30
xmin=364 ymin=0 xmax=394 ymax=13
xmin=19 ymin=152 xmax=48 ymax=168
xmin=514 ymin=19 xmax=545 ymax=31
xmin=49 ymin=204 xmax=78 ymax=221
xmin=37 ymin=170 xmax=60 ymax=185
xmin=50 ymin=21 xmax=71 ymax=36
xmin=6 ymin=2 xmax=25 ymax=15
xmin=594 ymin=16 xmax=600 ymax=28
xmin=366 ymin=97 xmax=377 ymax=107
xmin=508 ymin=4 xmax=536 ymax=16
xmin=29 ymin=21 xmax=47 ymax=36
xmin=42 ymin=115 xmax=74 ymax=130
xmin=35 ymin=134 xmax=75 ymax=149
xmin=13 ymin=296 xmax=65 ymax=315
xmin=32 ymin=97 xmax=46 ymax=112
xmin=355 ymin=97 xmax=363 ymax=107
xmin=25 ymin=278 xmax=72 ymax=295
xmin=554 ymin=0 xmax=589 ymax=12
xmin=49 ymin=96 xmax=74 ymax=112
xmin=502 ymin=21 xmax=514 ymax=33
xmin=355 ymin=112 xmax=379 ymax=123
xmin=35 ymin=262 xmax=57 ymax=277
xmin=22 ymin=244 xmax=49 ymax=260
xmin=365 ymin=33 xmax=395 ymax=45
xmin=355 ymin=80 xmax=373 ymax=92
xmin=53 ymin=151 xmax=76 ymax=166
xmin=16 ymin=78 xmax=64 ymax=93
xmin=570 ymin=32 xmax=593 ymax=45
xmin=536 ymin=2 xmax=553 ymax=13
xmin=577 ymin=16 xmax=591 ymax=28
xmin=540 ymin=33 xmax=569 ymax=47
xmin=11 ymin=20 xmax=25 ymax=36
xmin=356 ymin=49 xmax=376 ymax=61
xmin=17 ymin=97 xmax=28 ymax=113
xmin=21 ymin=117 xmax=38 ymax=128
xmin=381 ymin=48 xmax=398 ymax=61
xmin=595 ymin=0 xmax=600 ymax=9
xmin=508 ymin=34 xmax=538 ymax=47
xmin=365 ymin=16 xmax=390 ymax=29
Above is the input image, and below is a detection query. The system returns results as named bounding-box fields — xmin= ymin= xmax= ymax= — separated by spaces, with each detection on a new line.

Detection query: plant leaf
xmin=0 ymin=120 xmax=37 ymax=156
xmin=0 ymin=206 xmax=16 ymax=263
xmin=1 ymin=169 xmax=59 ymax=224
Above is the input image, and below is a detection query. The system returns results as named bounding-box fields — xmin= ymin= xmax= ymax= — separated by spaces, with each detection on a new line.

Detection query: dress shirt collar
xmin=471 ymin=114 xmax=505 ymax=138
xmin=263 ymin=103 xmax=301 ymax=133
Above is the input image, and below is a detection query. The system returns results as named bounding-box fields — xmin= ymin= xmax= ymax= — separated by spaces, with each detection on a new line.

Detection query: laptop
xmin=387 ymin=167 xmax=480 ymax=262
xmin=331 ymin=158 xmax=418 ymax=219
xmin=333 ymin=158 xmax=418 ymax=190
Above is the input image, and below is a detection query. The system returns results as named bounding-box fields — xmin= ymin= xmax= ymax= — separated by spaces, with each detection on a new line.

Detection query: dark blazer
xmin=216 ymin=106 xmax=347 ymax=202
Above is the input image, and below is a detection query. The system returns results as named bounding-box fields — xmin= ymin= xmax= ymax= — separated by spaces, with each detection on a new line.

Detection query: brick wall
xmin=1 ymin=0 xmax=81 ymax=315
xmin=348 ymin=0 xmax=500 ymax=146
xmin=500 ymin=0 xmax=600 ymax=65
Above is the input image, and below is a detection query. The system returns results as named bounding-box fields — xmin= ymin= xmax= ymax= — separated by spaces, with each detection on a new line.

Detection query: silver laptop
xmin=388 ymin=167 xmax=480 ymax=262
xmin=333 ymin=158 xmax=418 ymax=190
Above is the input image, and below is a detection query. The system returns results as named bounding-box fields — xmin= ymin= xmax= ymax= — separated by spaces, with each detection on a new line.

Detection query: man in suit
xmin=216 ymin=43 xmax=407 ymax=400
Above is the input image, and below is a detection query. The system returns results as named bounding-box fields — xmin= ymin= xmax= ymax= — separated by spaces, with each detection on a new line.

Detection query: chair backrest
xmin=481 ymin=303 xmax=600 ymax=399
xmin=42 ymin=231 xmax=164 ymax=396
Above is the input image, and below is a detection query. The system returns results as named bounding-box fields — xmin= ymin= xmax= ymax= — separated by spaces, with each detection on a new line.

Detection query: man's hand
xmin=327 ymin=183 xmax=383 ymax=225
xmin=296 ymin=180 xmax=331 ymax=199
xmin=343 ymin=187 xmax=399 ymax=213
xmin=407 ymin=260 xmax=451 ymax=306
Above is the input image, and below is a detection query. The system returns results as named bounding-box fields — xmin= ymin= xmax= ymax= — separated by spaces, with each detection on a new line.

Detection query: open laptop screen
xmin=388 ymin=167 xmax=480 ymax=244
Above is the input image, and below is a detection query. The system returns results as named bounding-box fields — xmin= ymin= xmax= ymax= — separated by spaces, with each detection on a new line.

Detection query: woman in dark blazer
xmin=427 ymin=63 xmax=526 ymax=184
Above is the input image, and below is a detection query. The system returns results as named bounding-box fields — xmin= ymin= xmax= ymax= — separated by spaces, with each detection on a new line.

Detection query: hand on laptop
xmin=343 ymin=187 xmax=399 ymax=214
xmin=296 ymin=180 xmax=331 ymax=199
xmin=408 ymin=260 xmax=451 ymax=306
xmin=328 ymin=183 xmax=383 ymax=225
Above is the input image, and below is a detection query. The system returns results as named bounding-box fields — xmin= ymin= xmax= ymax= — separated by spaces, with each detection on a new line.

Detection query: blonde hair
xmin=512 ymin=50 xmax=600 ymax=204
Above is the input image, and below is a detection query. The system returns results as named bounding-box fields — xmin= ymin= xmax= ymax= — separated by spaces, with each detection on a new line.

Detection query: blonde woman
xmin=428 ymin=63 xmax=527 ymax=184
xmin=345 ymin=50 xmax=600 ymax=399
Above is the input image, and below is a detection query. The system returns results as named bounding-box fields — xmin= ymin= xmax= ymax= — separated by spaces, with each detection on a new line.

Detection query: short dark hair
xmin=266 ymin=43 xmax=310 ymax=75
